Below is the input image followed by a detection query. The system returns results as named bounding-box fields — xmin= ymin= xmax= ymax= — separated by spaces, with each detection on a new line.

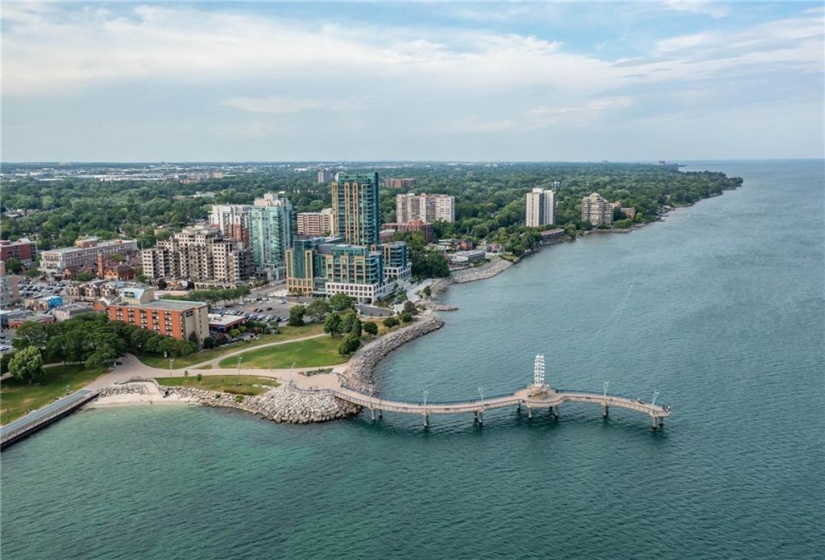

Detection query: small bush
xmin=234 ymin=395 xmax=244 ymax=403
xmin=214 ymin=393 xmax=221 ymax=399
xmin=196 ymin=373 xmax=203 ymax=381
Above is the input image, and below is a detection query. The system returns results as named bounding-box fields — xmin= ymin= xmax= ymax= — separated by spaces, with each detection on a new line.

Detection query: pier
xmin=1 ymin=389 xmax=100 ymax=450
xmin=328 ymin=354 xmax=671 ymax=429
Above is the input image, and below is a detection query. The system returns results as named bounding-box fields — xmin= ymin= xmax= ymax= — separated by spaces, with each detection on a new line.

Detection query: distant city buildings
xmin=525 ymin=188 xmax=555 ymax=227
xmin=396 ymin=193 xmax=455 ymax=223
xmin=317 ymin=169 xmax=333 ymax=183
xmin=0 ymin=238 xmax=37 ymax=264
xmin=581 ymin=193 xmax=613 ymax=227
xmin=141 ymin=225 xmax=254 ymax=286
xmin=40 ymin=237 xmax=138 ymax=276
xmin=297 ymin=209 xmax=336 ymax=237
xmin=384 ymin=178 xmax=417 ymax=189
xmin=332 ymin=173 xmax=381 ymax=245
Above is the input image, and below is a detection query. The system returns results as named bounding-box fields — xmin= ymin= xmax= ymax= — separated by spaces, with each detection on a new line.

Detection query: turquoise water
xmin=2 ymin=161 xmax=823 ymax=559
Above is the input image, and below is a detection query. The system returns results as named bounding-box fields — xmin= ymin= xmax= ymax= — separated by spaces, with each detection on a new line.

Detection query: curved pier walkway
xmin=311 ymin=380 xmax=671 ymax=429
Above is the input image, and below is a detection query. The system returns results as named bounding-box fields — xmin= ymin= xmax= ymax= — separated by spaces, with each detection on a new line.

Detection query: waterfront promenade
xmin=321 ymin=382 xmax=671 ymax=428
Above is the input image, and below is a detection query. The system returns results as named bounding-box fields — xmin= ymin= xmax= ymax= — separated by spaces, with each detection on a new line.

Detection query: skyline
xmin=3 ymin=2 xmax=824 ymax=162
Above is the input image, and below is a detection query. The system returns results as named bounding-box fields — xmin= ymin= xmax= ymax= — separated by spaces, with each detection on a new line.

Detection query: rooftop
xmin=113 ymin=299 xmax=207 ymax=311
xmin=41 ymin=239 xmax=137 ymax=254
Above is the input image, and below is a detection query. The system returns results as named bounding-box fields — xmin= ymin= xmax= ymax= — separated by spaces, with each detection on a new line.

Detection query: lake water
xmin=2 ymin=160 xmax=823 ymax=559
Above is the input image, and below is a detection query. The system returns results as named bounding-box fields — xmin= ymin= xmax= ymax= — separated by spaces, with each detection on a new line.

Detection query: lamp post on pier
xmin=168 ymin=358 xmax=174 ymax=378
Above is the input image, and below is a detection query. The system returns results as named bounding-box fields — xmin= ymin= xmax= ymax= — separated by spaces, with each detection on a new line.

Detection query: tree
xmin=363 ymin=321 xmax=378 ymax=337
xmin=9 ymin=346 xmax=45 ymax=385
xmin=75 ymin=271 xmax=96 ymax=282
xmin=306 ymin=298 xmax=332 ymax=322
xmin=329 ymin=293 xmax=355 ymax=312
xmin=400 ymin=312 xmax=413 ymax=324
xmin=324 ymin=312 xmax=342 ymax=337
xmin=341 ymin=312 xmax=360 ymax=335
xmin=12 ymin=321 xmax=49 ymax=351
xmin=403 ymin=301 xmax=418 ymax=316
xmin=288 ymin=305 xmax=306 ymax=326
xmin=337 ymin=332 xmax=361 ymax=356
xmin=5 ymin=258 xmax=23 ymax=274
xmin=383 ymin=316 xmax=399 ymax=329
xmin=422 ymin=285 xmax=432 ymax=298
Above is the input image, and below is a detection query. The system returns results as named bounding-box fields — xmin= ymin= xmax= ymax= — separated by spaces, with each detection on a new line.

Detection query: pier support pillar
xmin=370 ymin=408 xmax=376 ymax=421
xmin=528 ymin=407 xmax=533 ymax=420
xmin=652 ymin=416 xmax=659 ymax=430
xmin=423 ymin=413 xmax=429 ymax=428
xmin=478 ymin=411 xmax=483 ymax=426
xmin=379 ymin=410 xmax=383 ymax=420
xmin=474 ymin=410 xmax=479 ymax=423
xmin=517 ymin=402 xmax=522 ymax=414
xmin=602 ymin=404 xmax=609 ymax=418
xmin=658 ymin=417 xmax=664 ymax=429
xmin=551 ymin=406 xmax=560 ymax=420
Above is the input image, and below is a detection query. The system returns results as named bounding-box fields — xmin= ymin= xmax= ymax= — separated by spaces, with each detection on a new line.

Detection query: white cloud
xmin=663 ymin=1 xmax=731 ymax=19
xmin=1 ymin=3 xmax=822 ymax=160
xmin=222 ymin=97 xmax=324 ymax=114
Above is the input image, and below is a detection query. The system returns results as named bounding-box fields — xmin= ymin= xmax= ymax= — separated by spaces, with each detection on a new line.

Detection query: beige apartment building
xmin=396 ymin=193 xmax=455 ymax=223
xmin=581 ymin=193 xmax=614 ymax=227
xmin=141 ymin=226 xmax=253 ymax=286
xmin=297 ymin=208 xmax=335 ymax=237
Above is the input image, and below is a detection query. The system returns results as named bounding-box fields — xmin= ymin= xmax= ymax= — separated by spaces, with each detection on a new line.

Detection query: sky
xmin=2 ymin=1 xmax=823 ymax=162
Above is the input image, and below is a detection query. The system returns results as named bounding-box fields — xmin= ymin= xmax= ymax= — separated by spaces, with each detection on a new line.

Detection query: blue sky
xmin=2 ymin=1 xmax=823 ymax=161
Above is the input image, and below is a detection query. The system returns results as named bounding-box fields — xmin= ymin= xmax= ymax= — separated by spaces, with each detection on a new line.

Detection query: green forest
xmin=1 ymin=163 xmax=742 ymax=255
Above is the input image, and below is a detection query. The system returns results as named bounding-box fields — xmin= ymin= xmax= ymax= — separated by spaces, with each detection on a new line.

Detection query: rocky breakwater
xmin=424 ymin=303 xmax=459 ymax=312
xmin=450 ymin=256 xmax=513 ymax=284
xmin=97 ymin=383 xmax=153 ymax=398
xmin=163 ymin=385 xmax=359 ymax=424
xmin=344 ymin=316 xmax=445 ymax=389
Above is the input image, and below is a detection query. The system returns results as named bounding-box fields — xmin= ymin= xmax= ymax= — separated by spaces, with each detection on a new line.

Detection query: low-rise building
xmin=53 ymin=304 xmax=96 ymax=322
xmin=449 ymin=250 xmax=486 ymax=264
xmin=208 ymin=314 xmax=246 ymax=333
xmin=106 ymin=289 xmax=208 ymax=345
xmin=379 ymin=220 xmax=434 ymax=242
xmin=40 ymin=237 xmax=138 ymax=276
xmin=0 ymin=238 xmax=37 ymax=264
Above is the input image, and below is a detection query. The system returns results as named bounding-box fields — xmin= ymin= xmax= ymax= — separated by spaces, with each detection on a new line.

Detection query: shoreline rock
xmin=343 ymin=316 xmax=445 ymax=390
xmin=450 ymin=256 xmax=513 ymax=284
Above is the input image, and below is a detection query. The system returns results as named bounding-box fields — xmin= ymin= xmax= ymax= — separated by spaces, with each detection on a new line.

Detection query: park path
xmin=86 ymin=334 xmax=348 ymax=391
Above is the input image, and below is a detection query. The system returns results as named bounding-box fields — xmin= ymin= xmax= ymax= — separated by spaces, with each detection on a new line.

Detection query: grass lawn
xmin=218 ymin=336 xmax=350 ymax=370
xmin=0 ymin=364 xmax=108 ymax=425
xmin=156 ymin=375 xmax=279 ymax=396
xmin=137 ymin=323 xmax=326 ymax=369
